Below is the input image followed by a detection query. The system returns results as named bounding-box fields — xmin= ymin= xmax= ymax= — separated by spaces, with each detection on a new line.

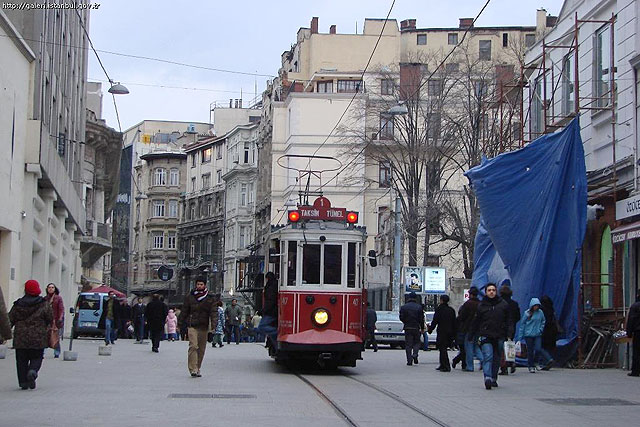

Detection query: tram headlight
xmin=312 ymin=308 xmax=330 ymax=328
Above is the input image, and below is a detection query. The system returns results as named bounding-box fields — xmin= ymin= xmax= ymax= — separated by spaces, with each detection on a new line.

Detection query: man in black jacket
xmin=98 ymin=291 xmax=121 ymax=345
xmin=429 ymin=295 xmax=456 ymax=372
xmin=132 ymin=297 xmax=146 ymax=343
xmin=400 ymin=292 xmax=424 ymax=366
xmin=626 ymin=292 xmax=640 ymax=377
xmin=453 ymin=286 xmax=481 ymax=371
xmin=499 ymin=284 xmax=520 ymax=375
xmin=469 ymin=283 xmax=513 ymax=390
xmin=145 ymin=294 xmax=168 ymax=353
xmin=178 ymin=277 xmax=217 ymax=377
xmin=365 ymin=302 xmax=378 ymax=352
xmin=258 ymin=272 xmax=278 ymax=351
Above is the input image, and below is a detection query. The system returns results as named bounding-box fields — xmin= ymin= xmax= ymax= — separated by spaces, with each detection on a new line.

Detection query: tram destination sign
xmin=297 ymin=206 xmax=346 ymax=221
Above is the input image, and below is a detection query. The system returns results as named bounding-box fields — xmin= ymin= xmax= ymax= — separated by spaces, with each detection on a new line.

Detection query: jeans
xmin=525 ymin=336 xmax=553 ymax=367
xmin=258 ymin=315 xmax=278 ymax=346
xmin=480 ymin=337 xmax=503 ymax=381
xmin=464 ymin=333 xmax=484 ymax=371
xmin=227 ymin=324 xmax=240 ymax=344
xmin=104 ymin=319 xmax=117 ymax=344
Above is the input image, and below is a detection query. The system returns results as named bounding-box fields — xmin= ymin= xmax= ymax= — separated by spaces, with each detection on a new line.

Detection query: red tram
xmin=266 ymin=197 xmax=372 ymax=368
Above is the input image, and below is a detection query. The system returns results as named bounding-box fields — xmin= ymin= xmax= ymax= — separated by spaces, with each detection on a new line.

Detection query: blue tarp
xmin=464 ymin=119 xmax=586 ymax=342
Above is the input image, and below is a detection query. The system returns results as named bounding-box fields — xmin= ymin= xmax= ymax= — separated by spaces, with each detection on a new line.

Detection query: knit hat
xmin=25 ymin=279 xmax=41 ymax=296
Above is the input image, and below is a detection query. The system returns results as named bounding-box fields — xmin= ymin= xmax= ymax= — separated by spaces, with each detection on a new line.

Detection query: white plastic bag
xmin=515 ymin=340 xmax=522 ymax=355
xmin=504 ymin=340 xmax=516 ymax=362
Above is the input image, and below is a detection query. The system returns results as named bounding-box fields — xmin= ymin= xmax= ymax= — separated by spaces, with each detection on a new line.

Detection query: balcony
xmin=80 ymin=220 xmax=112 ymax=267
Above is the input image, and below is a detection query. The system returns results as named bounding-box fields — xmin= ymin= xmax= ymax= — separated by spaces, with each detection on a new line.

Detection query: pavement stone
xmin=0 ymin=339 xmax=638 ymax=426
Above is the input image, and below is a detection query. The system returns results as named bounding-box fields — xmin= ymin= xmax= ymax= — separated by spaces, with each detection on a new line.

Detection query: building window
xmin=337 ymin=80 xmax=363 ymax=93
xmin=191 ymin=177 xmax=196 ymax=192
xmin=531 ymin=77 xmax=543 ymax=135
xmin=167 ymin=232 xmax=176 ymax=250
xmin=202 ymin=147 xmax=212 ymax=163
xmin=244 ymin=143 xmax=250 ymax=163
xmin=379 ymin=161 xmax=391 ymax=188
xmin=502 ymin=33 xmax=508 ymax=47
xmin=202 ymin=173 xmax=211 ymax=189
xmin=154 ymin=168 xmax=166 ymax=186
xmin=448 ymin=33 xmax=458 ymax=45
xmin=190 ymin=203 xmax=196 ymax=220
xmin=427 ymin=113 xmax=441 ymax=139
xmin=152 ymin=232 xmax=164 ymax=249
xmin=525 ymin=33 xmax=536 ymax=47
xmin=191 ymin=154 xmax=196 ymax=167
xmin=594 ymin=25 xmax=611 ymax=108
xmin=417 ymin=34 xmax=427 ymax=45
xmin=216 ymin=144 xmax=222 ymax=159
xmin=57 ymin=133 xmax=66 ymax=158
xmin=381 ymin=79 xmax=394 ymax=95
xmin=206 ymin=235 xmax=212 ymax=255
xmin=190 ymin=238 xmax=195 ymax=257
xmin=562 ymin=54 xmax=574 ymax=115
xmin=207 ymin=199 xmax=213 ymax=216
xmin=248 ymin=183 xmax=254 ymax=204
xmin=317 ymin=81 xmax=333 ymax=93
xmin=216 ymin=169 xmax=222 ymax=184
xmin=239 ymin=226 xmax=246 ymax=248
xmin=479 ymin=40 xmax=491 ymax=60
xmin=379 ymin=114 xmax=394 ymax=139
xmin=153 ymin=200 xmax=165 ymax=217
xmin=445 ymin=63 xmax=459 ymax=73
xmin=427 ymin=79 xmax=442 ymax=96
xmin=168 ymin=200 xmax=178 ymax=218
xmin=241 ymin=183 xmax=247 ymax=207
xmin=169 ymin=168 xmax=179 ymax=186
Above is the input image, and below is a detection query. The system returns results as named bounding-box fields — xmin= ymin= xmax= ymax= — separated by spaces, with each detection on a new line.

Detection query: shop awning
xmin=611 ymin=221 xmax=640 ymax=244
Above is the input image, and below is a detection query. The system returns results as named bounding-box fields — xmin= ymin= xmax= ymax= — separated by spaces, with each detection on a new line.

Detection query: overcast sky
xmin=87 ymin=0 xmax=565 ymax=132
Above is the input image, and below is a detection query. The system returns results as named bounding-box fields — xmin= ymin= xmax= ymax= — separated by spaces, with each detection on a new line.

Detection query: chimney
xmin=400 ymin=19 xmax=416 ymax=31
xmin=536 ymin=8 xmax=547 ymax=33
xmin=459 ymin=18 xmax=474 ymax=29
xmin=311 ymin=17 xmax=318 ymax=34
xmin=329 ymin=24 xmax=336 ymax=34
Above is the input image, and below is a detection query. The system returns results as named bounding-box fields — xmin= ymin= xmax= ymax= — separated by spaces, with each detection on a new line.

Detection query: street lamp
xmin=108 ymin=81 xmax=129 ymax=95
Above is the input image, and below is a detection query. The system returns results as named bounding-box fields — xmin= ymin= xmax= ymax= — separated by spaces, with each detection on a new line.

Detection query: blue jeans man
xmin=258 ymin=315 xmax=278 ymax=348
xmin=104 ymin=319 xmax=117 ymax=345
xmin=479 ymin=337 xmax=504 ymax=382
xmin=464 ymin=333 xmax=484 ymax=371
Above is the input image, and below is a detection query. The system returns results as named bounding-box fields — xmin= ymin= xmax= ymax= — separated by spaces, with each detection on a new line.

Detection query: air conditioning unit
xmin=232 ymin=153 xmax=239 ymax=163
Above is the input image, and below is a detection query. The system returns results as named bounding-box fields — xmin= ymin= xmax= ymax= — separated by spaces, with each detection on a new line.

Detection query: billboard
xmin=403 ymin=267 xmax=423 ymax=293
xmin=403 ymin=266 xmax=446 ymax=294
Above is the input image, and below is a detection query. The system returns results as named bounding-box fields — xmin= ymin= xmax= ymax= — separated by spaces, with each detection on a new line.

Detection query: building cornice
xmin=0 ymin=10 xmax=36 ymax=61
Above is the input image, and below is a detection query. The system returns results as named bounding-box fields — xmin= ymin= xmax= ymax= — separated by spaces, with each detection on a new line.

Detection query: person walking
xmin=145 ymin=294 xmax=168 ymax=352
xmin=429 ymin=295 xmax=456 ymax=372
xmin=258 ymin=272 xmax=278 ymax=350
xmin=468 ymin=283 xmax=513 ymax=390
xmin=225 ymin=299 xmax=242 ymax=345
xmin=44 ymin=284 xmax=64 ymax=358
xmin=400 ymin=292 xmax=424 ymax=366
xmin=178 ymin=277 xmax=217 ymax=377
xmin=365 ymin=302 xmax=378 ymax=352
xmin=166 ymin=309 xmax=178 ymax=341
xmin=626 ymin=292 xmax=640 ymax=377
xmin=132 ymin=297 xmax=146 ymax=343
xmin=499 ymin=284 xmax=521 ymax=375
xmin=9 ymin=280 xmax=53 ymax=390
xmin=0 ymin=285 xmax=12 ymax=344
xmin=539 ymin=295 xmax=559 ymax=359
xmin=251 ymin=311 xmax=262 ymax=342
xmin=520 ymin=297 xmax=554 ymax=372
xmin=212 ymin=301 xmax=225 ymax=348
xmin=98 ymin=291 xmax=121 ymax=345
xmin=453 ymin=286 xmax=482 ymax=371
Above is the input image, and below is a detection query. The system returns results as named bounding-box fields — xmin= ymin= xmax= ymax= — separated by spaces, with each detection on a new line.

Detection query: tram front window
xmin=324 ymin=244 xmax=342 ymax=284
xmin=303 ymin=244 xmax=321 ymax=284
xmin=347 ymin=242 xmax=356 ymax=288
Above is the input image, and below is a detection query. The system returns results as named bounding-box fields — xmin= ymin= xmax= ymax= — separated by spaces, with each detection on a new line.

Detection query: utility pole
xmin=392 ymin=196 xmax=402 ymax=312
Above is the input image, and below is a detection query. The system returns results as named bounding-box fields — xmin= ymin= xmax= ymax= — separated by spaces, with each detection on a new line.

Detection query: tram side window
xmin=302 ymin=244 xmax=321 ymax=284
xmin=347 ymin=242 xmax=356 ymax=288
xmin=287 ymin=241 xmax=297 ymax=286
xmin=324 ymin=244 xmax=342 ymax=285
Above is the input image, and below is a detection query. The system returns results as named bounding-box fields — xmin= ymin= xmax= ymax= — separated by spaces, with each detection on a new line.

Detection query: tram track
xmin=293 ymin=371 xmax=450 ymax=427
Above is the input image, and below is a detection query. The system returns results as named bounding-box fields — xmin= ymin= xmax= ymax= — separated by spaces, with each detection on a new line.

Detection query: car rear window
xmin=376 ymin=312 xmax=400 ymax=321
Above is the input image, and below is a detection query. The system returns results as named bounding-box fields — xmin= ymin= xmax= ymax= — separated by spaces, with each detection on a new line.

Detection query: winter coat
xmin=262 ymin=276 xmax=278 ymax=318
xmin=430 ymin=303 xmax=456 ymax=337
xmin=166 ymin=310 xmax=178 ymax=334
xmin=179 ymin=291 xmax=217 ymax=331
xmin=399 ymin=301 xmax=424 ymax=331
xmin=9 ymin=295 xmax=53 ymax=349
xmin=45 ymin=293 xmax=64 ymax=329
xmin=225 ymin=305 xmax=243 ymax=326
xmin=98 ymin=297 xmax=122 ymax=329
xmin=0 ymin=286 xmax=12 ymax=341
xmin=145 ymin=299 xmax=168 ymax=331
xmin=540 ymin=296 xmax=558 ymax=350
xmin=469 ymin=295 xmax=512 ymax=340
xmin=456 ymin=297 xmax=480 ymax=334
xmin=132 ymin=303 xmax=146 ymax=321
xmin=626 ymin=300 xmax=640 ymax=337
xmin=365 ymin=307 xmax=377 ymax=332
xmin=215 ymin=307 xmax=225 ymax=334
xmin=519 ymin=298 xmax=546 ymax=338
xmin=502 ymin=295 xmax=521 ymax=334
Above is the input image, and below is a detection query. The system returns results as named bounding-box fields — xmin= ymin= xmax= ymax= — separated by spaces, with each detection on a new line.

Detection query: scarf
xmin=193 ymin=288 xmax=208 ymax=301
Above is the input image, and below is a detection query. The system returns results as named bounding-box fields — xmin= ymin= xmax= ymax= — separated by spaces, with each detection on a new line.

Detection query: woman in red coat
xmin=45 ymin=284 xmax=64 ymax=358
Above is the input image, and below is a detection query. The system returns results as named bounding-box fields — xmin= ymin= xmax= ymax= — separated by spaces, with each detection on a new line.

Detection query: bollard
xmin=63 ymin=350 xmax=78 ymax=361
xmin=0 ymin=344 xmax=7 ymax=359
xmin=98 ymin=345 xmax=112 ymax=356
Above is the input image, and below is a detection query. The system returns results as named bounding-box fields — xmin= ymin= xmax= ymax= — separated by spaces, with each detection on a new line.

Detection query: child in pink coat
xmin=166 ymin=309 xmax=178 ymax=341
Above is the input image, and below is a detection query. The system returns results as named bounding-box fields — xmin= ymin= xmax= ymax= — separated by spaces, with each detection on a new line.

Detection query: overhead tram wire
xmin=314 ymin=0 xmax=493 ymax=195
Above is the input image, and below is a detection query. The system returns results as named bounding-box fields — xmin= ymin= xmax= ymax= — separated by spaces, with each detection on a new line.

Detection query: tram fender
xmin=280 ymin=329 xmax=363 ymax=345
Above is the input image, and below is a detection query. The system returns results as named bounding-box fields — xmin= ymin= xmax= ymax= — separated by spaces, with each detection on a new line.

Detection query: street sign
xmin=157 ymin=265 xmax=174 ymax=282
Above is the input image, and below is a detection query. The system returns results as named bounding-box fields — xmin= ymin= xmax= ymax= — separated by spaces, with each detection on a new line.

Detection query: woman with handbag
xmin=45 ymin=284 xmax=64 ymax=358
xmin=9 ymin=280 xmax=53 ymax=390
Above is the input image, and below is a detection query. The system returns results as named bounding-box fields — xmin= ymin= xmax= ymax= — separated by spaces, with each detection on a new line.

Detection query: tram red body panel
xmin=280 ymin=329 xmax=360 ymax=345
